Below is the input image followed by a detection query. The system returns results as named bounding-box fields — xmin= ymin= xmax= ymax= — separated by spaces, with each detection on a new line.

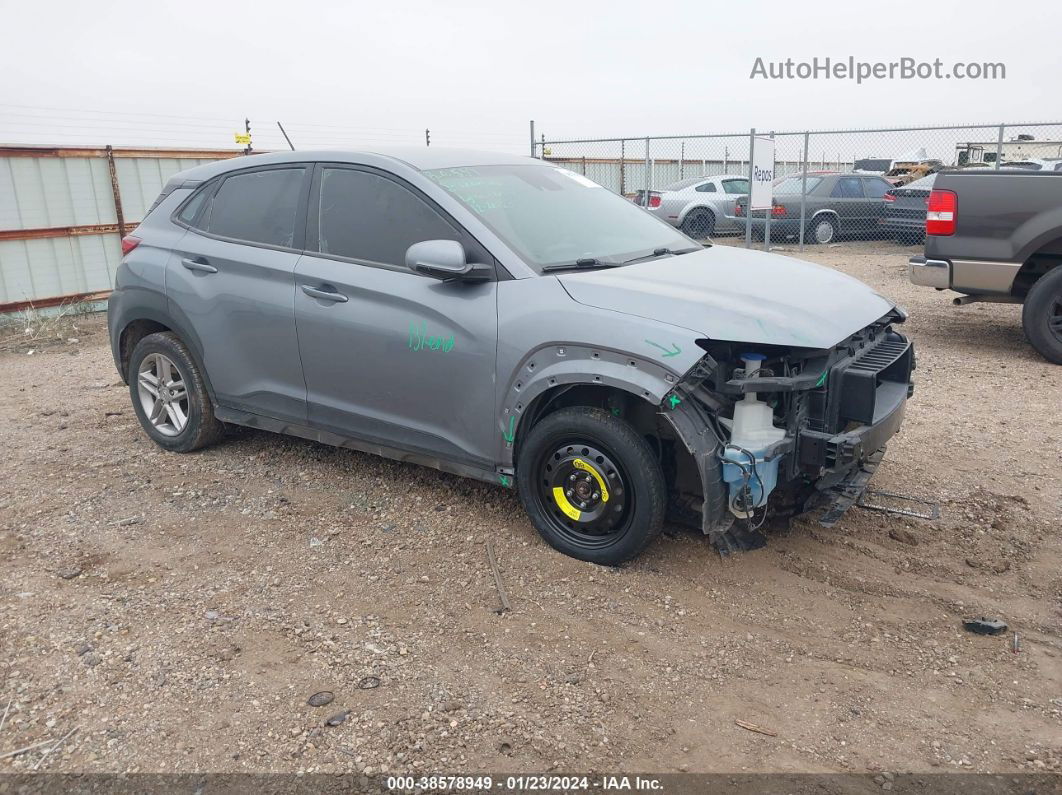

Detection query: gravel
xmin=0 ymin=240 xmax=1059 ymax=774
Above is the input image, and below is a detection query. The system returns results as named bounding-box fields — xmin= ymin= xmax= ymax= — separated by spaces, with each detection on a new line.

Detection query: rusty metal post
xmin=105 ymin=145 xmax=126 ymax=238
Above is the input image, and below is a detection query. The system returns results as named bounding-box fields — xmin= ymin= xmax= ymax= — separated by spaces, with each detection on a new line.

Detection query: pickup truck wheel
xmin=129 ymin=332 xmax=225 ymax=452
xmin=516 ymin=407 xmax=666 ymax=565
xmin=1022 ymin=266 xmax=1062 ymax=364
xmin=680 ymin=209 xmax=715 ymax=239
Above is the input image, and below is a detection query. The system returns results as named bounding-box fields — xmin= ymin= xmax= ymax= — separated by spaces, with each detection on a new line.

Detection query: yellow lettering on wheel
xmin=573 ymin=459 xmax=609 ymax=502
xmin=552 ymin=487 xmax=582 ymax=521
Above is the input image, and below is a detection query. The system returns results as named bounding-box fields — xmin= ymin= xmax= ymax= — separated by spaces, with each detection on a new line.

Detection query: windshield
xmin=774 ymin=176 xmax=822 ymax=195
xmin=424 ymin=164 xmax=695 ymax=271
xmin=903 ymin=174 xmax=937 ymax=190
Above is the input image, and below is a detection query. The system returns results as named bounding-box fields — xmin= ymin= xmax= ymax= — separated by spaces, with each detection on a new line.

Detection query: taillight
xmin=648 ymin=193 xmax=661 ymax=208
xmin=926 ymin=189 xmax=957 ymax=235
xmin=883 ymin=192 xmax=896 ymax=203
xmin=121 ymin=235 xmax=141 ymax=255
xmin=771 ymin=204 xmax=786 ymax=217
xmin=735 ymin=203 xmax=745 ymax=216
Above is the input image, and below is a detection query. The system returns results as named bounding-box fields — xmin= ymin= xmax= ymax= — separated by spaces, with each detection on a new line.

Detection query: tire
xmin=516 ymin=406 xmax=667 ymax=565
xmin=808 ymin=215 xmax=838 ymax=245
xmin=680 ymin=208 xmax=715 ymax=240
xmin=1022 ymin=266 xmax=1062 ymax=364
xmin=128 ymin=332 xmax=225 ymax=452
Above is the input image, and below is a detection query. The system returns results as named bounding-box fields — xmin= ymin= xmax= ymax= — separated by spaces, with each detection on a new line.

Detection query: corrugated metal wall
xmin=0 ymin=147 xmax=235 ymax=308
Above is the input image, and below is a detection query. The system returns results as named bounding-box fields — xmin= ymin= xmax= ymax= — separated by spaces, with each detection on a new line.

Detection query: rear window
xmin=721 ymin=178 xmax=750 ymax=194
xmin=664 ymin=176 xmax=706 ymax=191
xmin=774 ymin=176 xmax=822 ymax=194
xmin=206 ymin=168 xmax=305 ymax=247
xmin=903 ymin=174 xmax=937 ymax=190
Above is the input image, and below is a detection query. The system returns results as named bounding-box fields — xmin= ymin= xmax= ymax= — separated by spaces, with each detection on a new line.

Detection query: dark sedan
xmin=883 ymin=173 xmax=936 ymax=244
xmin=735 ymin=173 xmax=894 ymax=244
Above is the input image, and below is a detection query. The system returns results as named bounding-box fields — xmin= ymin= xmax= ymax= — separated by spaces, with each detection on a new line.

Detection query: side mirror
xmin=405 ymin=239 xmax=492 ymax=283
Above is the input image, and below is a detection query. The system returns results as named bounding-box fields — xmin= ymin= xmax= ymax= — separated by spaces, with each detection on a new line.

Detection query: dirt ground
xmin=1 ymin=240 xmax=1060 ymax=776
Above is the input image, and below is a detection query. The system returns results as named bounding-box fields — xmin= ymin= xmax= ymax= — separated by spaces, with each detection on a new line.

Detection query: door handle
xmin=301 ymin=284 xmax=348 ymax=303
xmin=181 ymin=258 xmax=218 ymax=274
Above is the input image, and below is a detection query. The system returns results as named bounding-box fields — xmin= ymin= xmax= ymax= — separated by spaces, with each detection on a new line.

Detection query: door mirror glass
xmin=405 ymin=239 xmax=491 ymax=282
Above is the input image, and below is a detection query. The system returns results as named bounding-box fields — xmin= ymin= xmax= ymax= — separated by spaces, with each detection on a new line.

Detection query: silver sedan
xmin=642 ymin=174 xmax=750 ymax=238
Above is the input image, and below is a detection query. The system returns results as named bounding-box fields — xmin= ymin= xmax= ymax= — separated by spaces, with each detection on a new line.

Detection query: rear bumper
xmin=908 ymin=255 xmax=951 ymax=288
xmin=883 ymin=216 xmax=926 ymax=234
xmin=739 ymin=217 xmax=802 ymax=236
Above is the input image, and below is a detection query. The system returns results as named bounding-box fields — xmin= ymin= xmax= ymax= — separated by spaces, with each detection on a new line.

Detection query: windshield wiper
xmin=622 ymin=246 xmax=701 ymax=265
xmin=541 ymin=258 xmax=622 ymax=273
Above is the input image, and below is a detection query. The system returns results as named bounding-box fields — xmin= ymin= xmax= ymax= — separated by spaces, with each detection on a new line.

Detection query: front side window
xmin=721 ymin=178 xmax=750 ymax=194
xmin=317 ymin=168 xmax=458 ymax=265
xmin=206 ymin=168 xmax=305 ymax=247
xmin=831 ymin=177 xmax=865 ymax=199
xmin=424 ymin=164 xmax=693 ymax=271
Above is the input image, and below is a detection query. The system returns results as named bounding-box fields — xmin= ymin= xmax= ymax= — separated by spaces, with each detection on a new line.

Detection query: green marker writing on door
xmin=409 ymin=321 xmax=455 ymax=353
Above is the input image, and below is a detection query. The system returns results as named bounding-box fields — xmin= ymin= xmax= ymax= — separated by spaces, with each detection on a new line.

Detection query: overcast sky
xmin=0 ymin=0 xmax=1056 ymax=153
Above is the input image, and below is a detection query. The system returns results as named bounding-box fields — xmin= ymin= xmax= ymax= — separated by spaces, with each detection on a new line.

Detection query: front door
xmin=293 ymin=165 xmax=499 ymax=468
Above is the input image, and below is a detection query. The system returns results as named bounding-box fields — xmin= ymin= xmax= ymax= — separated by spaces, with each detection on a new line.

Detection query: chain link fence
xmin=535 ymin=122 xmax=1062 ymax=252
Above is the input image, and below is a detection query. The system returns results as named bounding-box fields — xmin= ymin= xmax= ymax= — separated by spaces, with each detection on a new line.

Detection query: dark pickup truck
xmin=908 ymin=170 xmax=1062 ymax=363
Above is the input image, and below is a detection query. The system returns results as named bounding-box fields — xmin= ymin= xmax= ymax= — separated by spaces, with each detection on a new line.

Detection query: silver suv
xmin=108 ymin=148 xmax=914 ymax=563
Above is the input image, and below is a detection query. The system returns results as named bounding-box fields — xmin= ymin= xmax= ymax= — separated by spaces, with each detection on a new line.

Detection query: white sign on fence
xmin=750 ymin=136 xmax=776 ymax=210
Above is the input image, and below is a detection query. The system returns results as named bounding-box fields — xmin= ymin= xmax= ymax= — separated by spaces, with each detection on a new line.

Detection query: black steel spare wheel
xmin=539 ymin=443 xmax=628 ymax=544
xmin=516 ymin=407 xmax=666 ymax=564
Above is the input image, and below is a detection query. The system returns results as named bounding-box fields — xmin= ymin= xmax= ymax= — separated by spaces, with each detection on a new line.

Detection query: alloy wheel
xmin=814 ymin=220 xmax=835 ymax=244
xmin=137 ymin=353 xmax=189 ymax=437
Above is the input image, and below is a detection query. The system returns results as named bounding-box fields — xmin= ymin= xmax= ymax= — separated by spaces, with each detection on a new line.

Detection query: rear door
xmin=861 ymin=177 xmax=892 ymax=236
xmin=828 ymin=176 xmax=867 ymax=236
xmin=168 ymin=165 xmax=310 ymax=423
xmin=293 ymin=164 xmax=499 ymax=468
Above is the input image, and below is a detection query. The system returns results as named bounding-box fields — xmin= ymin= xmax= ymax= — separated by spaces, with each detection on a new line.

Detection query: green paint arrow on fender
xmin=645 ymin=339 xmax=681 ymax=358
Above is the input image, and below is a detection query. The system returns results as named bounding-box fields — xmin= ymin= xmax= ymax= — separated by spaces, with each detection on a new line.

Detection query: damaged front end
xmin=661 ymin=309 xmax=915 ymax=553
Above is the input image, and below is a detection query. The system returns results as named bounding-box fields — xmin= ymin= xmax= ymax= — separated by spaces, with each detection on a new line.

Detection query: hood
xmin=556 ymin=246 xmax=895 ymax=350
